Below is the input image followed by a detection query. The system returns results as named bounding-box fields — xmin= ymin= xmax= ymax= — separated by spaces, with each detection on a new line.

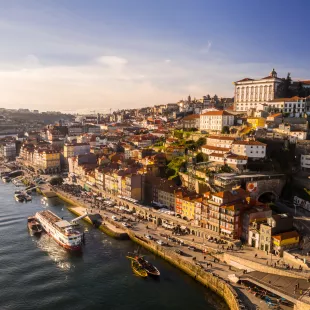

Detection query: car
xmin=111 ymin=215 xmax=118 ymax=221
xmin=145 ymin=234 xmax=153 ymax=240
xmin=188 ymin=246 xmax=196 ymax=251
xmin=156 ymin=240 xmax=165 ymax=245
xmin=175 ymin=249 xmax=184 ymax=255
xmin=121 ymin=222 xmax=129 ymax=227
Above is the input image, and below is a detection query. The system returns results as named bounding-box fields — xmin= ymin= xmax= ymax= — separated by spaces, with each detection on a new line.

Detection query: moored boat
xmin=131 ymin=259 xmax=148 ymax=278
xmin=15 ymin=194 xmax=24 ymax=202
xmin=35 ymin=210 xmax=82 ymax=251
xmin=27 ymin=217 xmax=43 ymax=235
xmin=137 ymin=256 xmax=160 ymax=277
xmin=24 ymin=194 xmax=32 ymax=202
xmin=2 ymin=176 xmax=11 ymax=183
xmin=127 ymin=253 xmax=160 ymax=277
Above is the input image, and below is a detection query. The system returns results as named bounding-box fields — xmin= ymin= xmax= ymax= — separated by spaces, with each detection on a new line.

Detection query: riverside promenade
xmin=37 ymin=182 xmax=310 ymax=310
xmin=52 ymin=186 xmax=309 ymax=310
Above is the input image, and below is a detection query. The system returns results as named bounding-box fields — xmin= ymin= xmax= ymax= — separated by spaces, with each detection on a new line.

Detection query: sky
xmin=0 ymin=0 xmax=310 ymax=113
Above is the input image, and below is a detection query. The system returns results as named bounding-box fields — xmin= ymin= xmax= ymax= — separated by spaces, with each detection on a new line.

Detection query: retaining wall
xmin=128 ymin=231 xmax=240 ymax=310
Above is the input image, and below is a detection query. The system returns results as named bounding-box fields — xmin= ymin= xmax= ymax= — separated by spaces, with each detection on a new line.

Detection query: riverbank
xmin=53 ymin=188 xmax=240 ymax=310
xmin=128 ymin=231 xmax=240 ymax=310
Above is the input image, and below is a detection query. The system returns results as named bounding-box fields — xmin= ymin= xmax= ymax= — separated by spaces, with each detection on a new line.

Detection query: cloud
xmin=24 ymin=54 xmax=40 ymax=67
xmin=200 ymin=41 xmax=212 ymax=54
xmin=165 ymin=59 xmax=171 ymax=63
xmin=96 ymin=56 xmax=128 ymax=66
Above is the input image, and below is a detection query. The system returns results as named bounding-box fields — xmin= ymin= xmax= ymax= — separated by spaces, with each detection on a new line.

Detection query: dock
xmin=67 ymin=206 xmax=129 ymax=240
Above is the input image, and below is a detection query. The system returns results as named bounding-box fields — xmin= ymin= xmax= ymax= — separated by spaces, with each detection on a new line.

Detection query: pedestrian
xmin=255 ymin=254 xmax=257 ymax=258
xmin=297 ymin=282 xmax=300 ymax=289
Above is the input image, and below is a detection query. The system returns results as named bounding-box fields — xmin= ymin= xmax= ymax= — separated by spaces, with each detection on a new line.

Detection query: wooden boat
xmin=15 ymin=194 xmax=24 ymax=202
xmin=131 ymin=259 xmax=148 ymax=278
xmin=127 ymin=254 xmax=160 ymax=277
xmin=2 ymin=176 xmax=11 ymax=183
xmin=137 ymin=256 xmax=160 ymax=276
xmin=27 ymin=216 xmax=43 ymax=235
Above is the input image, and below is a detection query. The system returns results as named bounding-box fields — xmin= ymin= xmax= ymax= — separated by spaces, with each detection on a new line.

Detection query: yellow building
xmin=247 ymin=117 xmax=266 ymax=129
xmin=272 ymin=230 xmax=300 ymax=256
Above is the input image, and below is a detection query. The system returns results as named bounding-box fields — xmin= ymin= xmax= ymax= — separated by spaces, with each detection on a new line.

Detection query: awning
xmin=221 ymin=228 xmax=232 ymax=234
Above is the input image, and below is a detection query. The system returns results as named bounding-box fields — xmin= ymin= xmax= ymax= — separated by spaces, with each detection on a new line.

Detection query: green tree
xmin=195 ymin=137 xmax=206 ymax=148
xmin=195 ymin=152 xmax=205 ymax=163
xmin=218 ymin=164 xmax=233 ymax=173
xmin=221 ymin=126 xmax=230 ymax=134
xmin=49 ymin=177 xmax=64 ymax=186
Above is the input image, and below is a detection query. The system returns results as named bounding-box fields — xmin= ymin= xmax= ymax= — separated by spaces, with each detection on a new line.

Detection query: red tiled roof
xmin=232 ymin=140 xmax=266 ymax=146
xmin=201 ymin=145 xmax=230 ymax=152
xmin=269 ymin=96 xmax=302 ymax=103
xmin=235 ymin=78 xmax=254 ymax=83
xmin=201 ymin=110 xmax=233 ymax=116
xmin=272 ymin=230 xmax=299 ymax=241
xmin=183 ymin=114 xmax=200 ymax=120
xmin=207 ymin=135 xmax=236 ymax=141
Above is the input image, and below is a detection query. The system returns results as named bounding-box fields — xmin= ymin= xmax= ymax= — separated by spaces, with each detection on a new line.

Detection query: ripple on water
xmin=0 ymin=182 xmax=219 ymax=310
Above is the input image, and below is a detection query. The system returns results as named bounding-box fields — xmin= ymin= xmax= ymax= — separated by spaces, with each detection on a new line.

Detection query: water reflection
xmin=35 ymin=232 xmax=82 ymax=271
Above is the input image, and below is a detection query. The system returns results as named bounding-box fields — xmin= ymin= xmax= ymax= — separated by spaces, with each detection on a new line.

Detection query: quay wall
xmin=128 ymin=231 xmax=240 ymax=310
xmin=54 ymin=189 xmax=240 ymax=309
xmin=223 ymin=253 xmax=308 ymax=280
xmin=67 ymin=206 xmax=129 ymax=240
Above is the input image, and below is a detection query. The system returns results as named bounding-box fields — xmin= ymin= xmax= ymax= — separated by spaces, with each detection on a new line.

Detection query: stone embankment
xmin=128 ymin=231 xmax=240 ymax=310
xmin=68 ymin=206 xmax=129 ymax=240
xmin=54 ymin=189 xmax=240 ymax=310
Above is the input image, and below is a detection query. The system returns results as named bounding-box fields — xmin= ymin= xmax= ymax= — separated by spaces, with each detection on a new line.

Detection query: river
xmin=0 ymin=182 xmax=226 ymax=310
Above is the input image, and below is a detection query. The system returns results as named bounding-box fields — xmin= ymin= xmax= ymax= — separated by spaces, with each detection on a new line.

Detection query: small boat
xmin=27 ymin=217 xmax=43 ymax=235
xmin=2 ymin=176 xmax=11 ymax=183
xmin=24 ymin=194 xmax=32 ymax=202
xmin=15 ymin=194 xmax=24 ymax=202
xmin=137 ymin=256 xmax=160 ymax=277
xmin=131 ymin=259 xmax=148 ymax=278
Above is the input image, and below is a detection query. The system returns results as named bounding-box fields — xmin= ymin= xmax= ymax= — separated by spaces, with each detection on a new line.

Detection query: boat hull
xmin=35 ymin=211 xmax=82 ymax=252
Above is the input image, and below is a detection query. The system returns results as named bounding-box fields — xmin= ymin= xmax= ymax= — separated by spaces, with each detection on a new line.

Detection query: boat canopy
xmin=55 ymin=220 xmax=72 ymax=228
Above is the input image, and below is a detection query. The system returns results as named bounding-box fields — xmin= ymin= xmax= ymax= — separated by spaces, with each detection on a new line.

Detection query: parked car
xmin=111 ymin=215 xmax=118 ymax=221
xmin=156 ymin=240 xmax=165 ymax=246
xmin=145 ymin=234 xmax=153 ymax=240
xmin=175 ymin=249 xmax=184 ymax=255
xmin=188 ymin=246 xmax=196 ymax=251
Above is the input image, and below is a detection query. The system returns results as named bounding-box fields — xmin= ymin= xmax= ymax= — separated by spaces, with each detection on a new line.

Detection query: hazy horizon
xmin=1 ymin=0 xmax=310 ymax=112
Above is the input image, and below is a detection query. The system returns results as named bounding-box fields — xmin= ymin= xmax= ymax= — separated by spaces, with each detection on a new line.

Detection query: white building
xmin=200 ymin=110 xmax=234 ymax=132
xmin=267 ymin=96 xmax=310 ymax=116
xmin=234 ymin=69 xmax=283 ymax=112
xmin=289 ymin=131 xmax=307 ymax=141
xmin=231 ymin=140 xmax=266 ymax=159
xmin=301 ymin=154 xmax=310 ymax=171
xmin=1 ymin=143 xmax=16 ymax=161
xmin=201 ymin=145 xmax=230 ymax=155
xmin=206 ymin=135 xmax=236 ymax=149
xmin=208 ymin=153 xmax=248 ymax=166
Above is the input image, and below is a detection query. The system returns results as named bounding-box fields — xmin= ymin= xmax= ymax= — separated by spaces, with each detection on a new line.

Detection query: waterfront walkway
xmin=53 ymin=187 xmax=296 ymax=310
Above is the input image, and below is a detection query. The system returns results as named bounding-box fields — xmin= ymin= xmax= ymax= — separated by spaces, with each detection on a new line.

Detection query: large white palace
xmin=234 ymin=69 xmax=283 ymax=112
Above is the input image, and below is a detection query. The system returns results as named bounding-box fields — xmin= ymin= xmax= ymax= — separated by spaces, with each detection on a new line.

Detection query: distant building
xmin=231 ymin=140 xmax=266 ymax=159
xmin=234 ymin=69 xmax=283 ymax=112
xmin=200 ymin=110 xmax=234 ymax=132
xmin=182 ymin=114 xmax=200 ymax=130
xmin=247 ymin=117 xmax=266 ymax=129
xmin=301 ymin=154 xmax=310 ymax=171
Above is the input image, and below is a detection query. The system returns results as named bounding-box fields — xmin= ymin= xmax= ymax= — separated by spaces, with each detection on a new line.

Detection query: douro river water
xmin=0 ymin=182 xmax=227 ymax=310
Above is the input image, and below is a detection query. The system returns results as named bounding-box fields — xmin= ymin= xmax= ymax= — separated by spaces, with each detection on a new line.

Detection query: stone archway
xmin=258 ymin=191 xmax=278 ymax=203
